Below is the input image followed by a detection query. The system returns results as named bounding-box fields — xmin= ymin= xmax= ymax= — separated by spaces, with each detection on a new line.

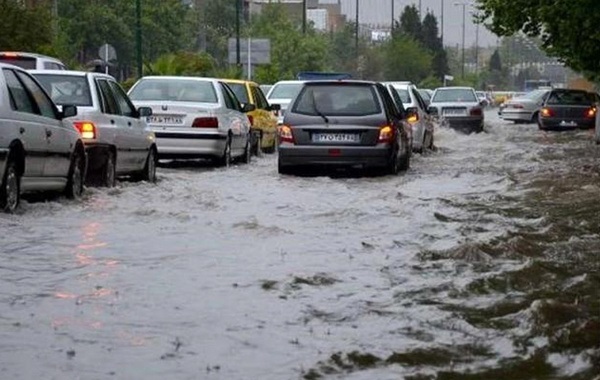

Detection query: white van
xmin=0 ymin=51 xmax=67 ymax=70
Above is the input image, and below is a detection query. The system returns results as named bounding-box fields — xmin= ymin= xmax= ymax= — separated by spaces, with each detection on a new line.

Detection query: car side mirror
xmin=137 ymin=106 xmax=153 ymax=117
xmin=61 ymin=104 xmax=77 ymax=119
xmin=269 ymin=103 xmax=281 ymax=112
xmin=241 ymin=103 xmax=256 ymax=113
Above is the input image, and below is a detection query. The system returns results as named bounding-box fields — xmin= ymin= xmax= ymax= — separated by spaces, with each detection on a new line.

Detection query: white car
xmin=0 ymin=63 xmax=85 ymax=213
xmin=0 ymin=51 xmax=67 ymax=70
xmin=32 ymin=70 xmax=158 ymax=187
xmin=500 ymin=89 xmax=550 ymax=124
xmin=128 ymin=76 xmax=254 ymax=166
xmin=265 ymin=80 xmax=305 ymax=125
xmin=429 ymin=86 xmax=485 ymax=134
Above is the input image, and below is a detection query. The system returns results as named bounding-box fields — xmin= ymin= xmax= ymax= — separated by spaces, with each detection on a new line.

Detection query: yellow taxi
xmin=224 ymin=79 xmax=279 ymax=154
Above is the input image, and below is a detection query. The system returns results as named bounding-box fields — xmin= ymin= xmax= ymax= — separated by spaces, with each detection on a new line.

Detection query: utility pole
xmin=235 ymin=0 xmax=241 ymax=67
xmin=302 ymin=0 xmax=307 ymax=34
xmin=475 ymin=19 xmax=480 ymax=75
xmin=355 ymin=0 xmax=359 ymax=53
xmin=440 ymin=0 xmax=444 ymax=46
xmin=391 ymin=0 xmax=394 ymax=34
xmin=135 ymin=0 xmax=142 ymax=79
xmin=454 ymin=2 xmax=467 ymax=79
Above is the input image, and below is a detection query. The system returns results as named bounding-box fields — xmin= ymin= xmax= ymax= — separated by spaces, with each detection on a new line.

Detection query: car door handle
xmin=19 ymin=127 xmax=25 ymax=134
xmin=45 ymin=129 xmax=52 ymax=138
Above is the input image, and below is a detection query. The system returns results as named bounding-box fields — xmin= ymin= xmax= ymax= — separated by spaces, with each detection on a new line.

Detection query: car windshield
xmin=129 ymin=79 xmax=218 ymax=103
xmin=227 ymin=83 xmax=249 ymax=104
xmin=33 ymin=74 xmax=92 ymax=106
xmin=293 ymin=84 xmax=381 ymax=116
xmin=432 ymin=89 xmax=477 ymax=103
xmin=392 ymin=87 xmax=410 ymax=103
xmin=546 ymin=90 xmax=593 ymax=105
xmin=268 ymin=83 xmax=303 ymax=99
xmin=0 ymin=55 xmax=36 ymax=69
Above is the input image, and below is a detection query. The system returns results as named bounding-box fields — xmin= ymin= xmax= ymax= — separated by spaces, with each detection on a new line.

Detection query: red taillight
xmin=378 ymin=125 xmax=395 ymax=143
xmin=73 ymin=121 xmax=97 ymax=139
xmin=585 ymin=107 xmax=596 ymax=118
xmin=407 ymin=113 xmax=419 ymax=123
xmin=247 ymin=115 xmax=254 ymax=126
xmin=541 ymin=107 xmax=554 ymax=117
xmin=511 ymin=104 xmax=524 ymax=109
xmin=470 ymin=108 xmax=482 ymax=116
xmin=278 ymin=125 xmax=294 ymax=144
xmin=192 ymin=117 xmax=218 ymax=128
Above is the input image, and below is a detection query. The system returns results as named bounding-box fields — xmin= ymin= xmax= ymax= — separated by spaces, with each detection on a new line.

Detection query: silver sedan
xmin=128 ymin=76 xmax=254 ymax=166
xmin=429 ymin=86 xmax=484 ymax=134
xmin=501 ymin=89 xmax=550 ymax=124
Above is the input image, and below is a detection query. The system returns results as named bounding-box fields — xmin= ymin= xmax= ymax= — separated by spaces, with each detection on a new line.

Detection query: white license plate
xmin=443 ymin=109 xmax=467 ymax=116
xmin=147 ymin=115 xmax=184 ymax=124
xmin=559 ymin=120 xmax=577 ymax=127
xmin=312 ymin=133 xmax=360 ymax=143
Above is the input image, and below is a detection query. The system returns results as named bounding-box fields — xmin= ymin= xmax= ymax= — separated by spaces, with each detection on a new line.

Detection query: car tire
xmin=218 ymin=137 xmax=232 ymax=167
xmin=428 ymin=132 xmax=435 ymax=150
xmin=139 ymin=148 xmax=157 ymax=183
xmin=1 ymin=160 xmax=20 ymax=213
xmin=65 ymin=152 xmax=84 ymax=200
xmin=101 ymin=151 xmax=116 ymax=187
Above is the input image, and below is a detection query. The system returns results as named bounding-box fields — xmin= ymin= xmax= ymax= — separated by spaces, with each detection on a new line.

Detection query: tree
xmin=0 ymin=0 xmax=53 ymax=52
xmin=396 ymin=5 xmax=422 ymax=42
xmin=489 ymin=49 xmax=502 ymax=71
xmin=421 ymin=12 xmax=448 ymax=82
xmin=475 ymin=0 xmax=600 ymax=79
xmin=383 ymin=35 xmax=432 ymax=83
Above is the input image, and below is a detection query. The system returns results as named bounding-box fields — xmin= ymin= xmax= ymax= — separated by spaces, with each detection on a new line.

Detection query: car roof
xmin=271 ymin=80 xmax=306 ymax=85
xmin=436 ymin=86 xmax=475 ymax=91
xmin=0 ymin=51 xmax=60 ymax=60
xmin=29 ymin=69 xmax=115 ymax=80
xmin=137 ymin=76 xmax=219 ymax=82
xmin=301 ymin=79 xmax=378 ymax=86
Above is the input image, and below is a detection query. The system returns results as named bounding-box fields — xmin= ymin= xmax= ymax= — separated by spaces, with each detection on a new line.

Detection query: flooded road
xmin=1 ymin=110 xmax=599 ymax=379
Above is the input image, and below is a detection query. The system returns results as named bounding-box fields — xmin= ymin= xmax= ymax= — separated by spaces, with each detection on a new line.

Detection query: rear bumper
xmin=502 ymin=110 xmax=534 ymax=121
xmin=443 ymin=116 xmax=484 ymax=133
xmin=154 ymin=131 xmax=227 ymax=158
xmin=278 ymin=144 xmax=392 ymax=168
xmin=539 ymin=118 xmax=595 ymax=130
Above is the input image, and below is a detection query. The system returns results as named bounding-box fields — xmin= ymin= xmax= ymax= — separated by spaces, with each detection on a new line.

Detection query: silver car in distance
xmin=429 ymin=86 xmax=485 ymax=134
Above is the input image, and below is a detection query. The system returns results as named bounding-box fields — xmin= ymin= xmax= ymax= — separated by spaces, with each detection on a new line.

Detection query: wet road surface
xmin=1 ymin=110 xmax=599 ymax=379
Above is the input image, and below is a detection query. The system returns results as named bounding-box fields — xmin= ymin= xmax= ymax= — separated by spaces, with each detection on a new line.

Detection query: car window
xmin=33 ymin=74 xmax=92 ymax=107
xmin=15 ymin=70 xmax=57 ymax=119
xmin=0 ymin=56 xmax=36 ymax=70
xmin=253 ymin=86 xmax=270 ymax=110
xmin=3 ymin=69 xmax=35 ymax=114
xmin=129 ymin=79 xmax=218 ymax=103
xmin=293 ymin=84 xmax=381 ymax=116
xmin=96 ymin=79 xmax=119 ymax=115
xmin=391 ymin=86 xmax=411 ymax=104
xmin=387 ymin=85 xmax=406 ymax=118
xmin=432 ymin=89 xmax=478 ymax=103
xmin=220 ymin=83 xmax=241 ymax=111
xmin=411 ymin=88 xmax=427 ymax=110
xmin=227 ymin=83 xmax=249 ymax=104
xmin=546 ymin=90 xmax=594 ymax=105
xmin=108 ymin=80 xmax=136 ymax=117
xmin=268 ymin=83 xmax=303 ymax=99
xmin=377 ymin=84 xmax=398 ymax=119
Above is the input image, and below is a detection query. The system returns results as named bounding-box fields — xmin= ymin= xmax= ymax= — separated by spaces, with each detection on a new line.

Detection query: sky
xmin=332 ymin=0 xmax=499 ymax=47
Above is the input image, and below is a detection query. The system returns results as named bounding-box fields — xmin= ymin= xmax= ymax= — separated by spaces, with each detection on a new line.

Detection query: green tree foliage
xmin=397 ymin=5 xmax=422 ymax=41
xmin=383 ymin=35 xmax=432 ymax=83
xmin=201 ymin=0 xmax=238 ymax=66
xmin=0 ymin=0 xmax=53 ymax=52
xmin=475 ymin=0 xmax=600 ymax=79
xmin=145 ymin=51 xmax=215 ymax=76
xmin=489 ymin=49 xmax=502 ymax=71
xmin=421 ymin=12 xmax=449 ymax=81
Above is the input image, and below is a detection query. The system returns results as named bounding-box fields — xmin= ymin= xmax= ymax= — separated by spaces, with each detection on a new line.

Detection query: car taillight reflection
xmin=192 ymin=117 xmax=218 ymax=128
xmin=585 ymin=107 xmax=596 ymax=118
xmin=73 ymin=121 xmax=97 ymax=139
xmin=278 ymin=125 xmax=294 ymax=143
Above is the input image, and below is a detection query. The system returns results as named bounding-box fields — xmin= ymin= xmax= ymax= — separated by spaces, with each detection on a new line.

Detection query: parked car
xmin=266 ymin=80 xmax=305 ymax=125
xmin=223 ymin=79 xmax=280 ymax=154
xmin=428 ymin=86 xmax=484 ymax=134
xmin=500 ymin=89 xmax=550 ymax=123
xmin=278 ymin=80 xmax=411 ymax=175
xmin=383 ymin=81 xmax=434 ymax=153
xmin=0 ymin=51 xmax=67 ymax=70
xmin=31 ymin=70 xmax=157 ymax=187
xmin=0 ymin=63 xmax=85 ymax=212
xmin=538 ymin=89 xmax=597 ymax=131
xmin=128 ymin=76 xmax=254 ymax=166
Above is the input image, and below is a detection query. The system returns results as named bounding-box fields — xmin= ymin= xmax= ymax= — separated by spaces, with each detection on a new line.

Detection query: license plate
xmin=312 ymin=133 xmax=360 ymax=143
xmin=147 ymin=114 xmax=184 ymax=124
xmin=560 ymin=120 xmax=577 ymax=127
xmin=443 ymin=108 xmax=467 ymax=116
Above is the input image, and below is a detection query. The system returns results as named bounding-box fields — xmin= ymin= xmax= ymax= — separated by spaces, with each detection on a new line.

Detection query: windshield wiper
xmin=311 ymin=92 xmax=329 ymax=123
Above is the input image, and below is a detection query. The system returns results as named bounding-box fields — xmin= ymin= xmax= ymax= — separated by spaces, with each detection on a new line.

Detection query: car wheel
xmin=386 ymin=149 xmax=400 ymax=175
xmin=1 ymin=160 xmax=20 ymax=213
xmin=218 ymin=137 xmax=232 ymax=167
xmin=101 ymin=151 xmax=116 ymax=187
xmin=65 ymin=152 xmax=84 ymax=200
xmin=140 ymin=148 xmax=157 ymax=183
xmin=428 ymin=132 xmax=435 ymax=150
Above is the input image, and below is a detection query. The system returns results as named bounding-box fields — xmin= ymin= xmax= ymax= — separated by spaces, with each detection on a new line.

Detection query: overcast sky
xmin=333 ymin=0 xmax=499 ymax=47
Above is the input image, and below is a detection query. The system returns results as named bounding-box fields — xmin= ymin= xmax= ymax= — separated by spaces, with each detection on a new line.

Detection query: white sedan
xmin=128 ymin=76 xmax=254 ymax=166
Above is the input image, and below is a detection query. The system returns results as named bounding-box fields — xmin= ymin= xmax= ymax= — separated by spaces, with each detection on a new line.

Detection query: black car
xmin=277 ymin=80 xmax=411 ymax=175
xmin=538 ymin=89 xmax=597 ymax=130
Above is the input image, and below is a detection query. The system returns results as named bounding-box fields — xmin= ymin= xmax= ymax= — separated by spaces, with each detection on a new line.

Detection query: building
xmin=245 ymin=0 xmax=345 ymax=33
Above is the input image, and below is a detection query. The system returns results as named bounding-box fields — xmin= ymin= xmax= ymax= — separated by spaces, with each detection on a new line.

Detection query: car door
xmin=108 ymin=79 xmax=148 ymax=171
xmin=95 ymin=78 xmax=134 ymax=172
xmin=220 ymin=83 xmax=248 ymax=153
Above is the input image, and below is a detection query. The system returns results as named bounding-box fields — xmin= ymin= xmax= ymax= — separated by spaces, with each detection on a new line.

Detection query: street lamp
xmin=135 ymin=0 xmax=142 ymax=78
xmin=454 ymin=1 xmax=467 ymax=79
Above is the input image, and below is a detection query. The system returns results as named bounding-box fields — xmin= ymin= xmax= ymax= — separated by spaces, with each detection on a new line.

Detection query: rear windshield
xmin=432 ymin=89 xmax=477 ymax=103
xmin=129 ymin=79 xmax=218 ymax=103
xmin=227 ymin=83 xmax=249 ymax=104
xmin=546 ymin=90 xmax=593 ymax=105
xmin=33 ymin=74 xmax=92 ymax=106
xmin=268 ymin=83 xmax=303 ymax=99
xmin=392 ymin=87 xmax=410 ymax=103
xmin=293 ymin=84 xmax=381 ymax=116
xmin=0 ymin=56 xmax=36 ymax=70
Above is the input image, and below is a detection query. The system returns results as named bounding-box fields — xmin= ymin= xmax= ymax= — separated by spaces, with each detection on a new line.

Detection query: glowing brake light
xmin=73 ymin=121 xmax=97 ymax=139
xmin=585 ymin=107 xmax=596 ymax=118
xmin=1 ymin=52 xmax=18 ymax=58
xmin=278 ymin=125 xmax=294 ymax=144
xmin=378 ymin=125 xmax=395 ymax=143
xmin=192 ymin=117 xmax=218 ymax=128
xmin=541 ymin=107 xmax=554 ymax=117
xmin=406 ymin=113 xmax=419 ymax=123
xmin=470 ymin=108 xmax=482 ymax=116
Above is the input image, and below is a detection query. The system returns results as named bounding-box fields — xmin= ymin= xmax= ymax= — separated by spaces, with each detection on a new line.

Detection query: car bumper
xmin=443 ymin=116 xmax=484 ymax=133
xmin=502 ymin=110 xmax=534 ymax=121
xmin=278 ymin=144 xmax=392 ymax=168
xmin=539 ymin=118 xmax=595 ymax=130
xmin=153 ymin=131 xmax=227 ymax=158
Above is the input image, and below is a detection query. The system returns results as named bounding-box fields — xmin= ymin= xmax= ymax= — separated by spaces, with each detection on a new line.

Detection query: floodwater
xmin=1 ymin=111 xmax=598 ymax=380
